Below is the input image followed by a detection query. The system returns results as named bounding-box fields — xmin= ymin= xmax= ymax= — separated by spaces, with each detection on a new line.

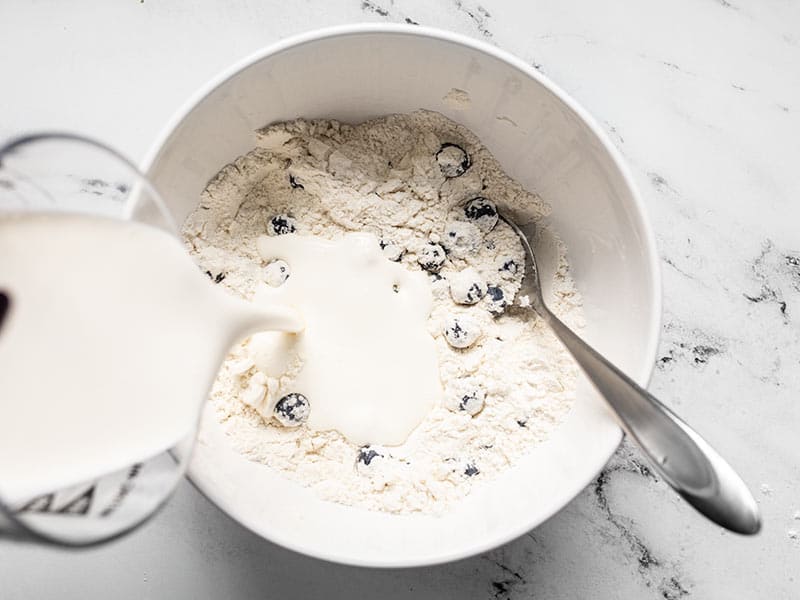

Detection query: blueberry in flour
xmin=443 ymin=221 xmax=482 ymax=257
xmin=496 ymin=256 xmax=520 ymax=277
xmin=273 ymin=393 xmax=310 ymax=427
xmin=449 ymin=267 xmax=487 ymax=305
xmin=443 ymin=315 xmax=481 ymax=349
xmin=463 ymin=463 xmax=480 ymax=477
xmin=463 ymin=197 xmax=498 ymax=233
xmin=357 ymin=445 xmax=383 ymax=466
xmin=445 ymin=378 xmax=486 ymax=416
xmin=486 ymin=285 xmax=507 ymax=314
xmin=268 ymin=214 xmax=297 ymax=236
xmin=205 ymin=270 xmax=226 ymax=284
xmin=263 ymin=259 xmax=290 ymax=287
xmin=458 ymin=390 xmax=485 ymax=415
xmin=435 ymin=143 xmax=471 ymax=178
xmin=379 ymin=239 xmax=404 ymax=262
xmin=417 ymin=243 xmax=446 ymax=273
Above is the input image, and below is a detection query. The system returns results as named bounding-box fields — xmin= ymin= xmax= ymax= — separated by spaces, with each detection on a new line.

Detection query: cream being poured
xmin=0 ymin=213 xmax=302 ymax=502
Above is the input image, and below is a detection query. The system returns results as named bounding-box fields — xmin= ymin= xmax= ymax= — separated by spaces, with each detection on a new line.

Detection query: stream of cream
xmin=0 ymin=214 xmax=301 ymax=502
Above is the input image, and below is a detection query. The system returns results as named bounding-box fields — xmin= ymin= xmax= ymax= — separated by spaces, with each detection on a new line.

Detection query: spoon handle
xmin=541 ymin=309 xmax=761 ymax=534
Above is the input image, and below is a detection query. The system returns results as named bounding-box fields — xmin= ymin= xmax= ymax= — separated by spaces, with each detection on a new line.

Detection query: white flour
xmin=182 ymin=110 xmax=584 ymax=514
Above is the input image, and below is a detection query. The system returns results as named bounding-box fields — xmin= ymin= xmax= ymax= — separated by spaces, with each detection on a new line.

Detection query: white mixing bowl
xmin=142 ymin=24 xmax=661 ymax=567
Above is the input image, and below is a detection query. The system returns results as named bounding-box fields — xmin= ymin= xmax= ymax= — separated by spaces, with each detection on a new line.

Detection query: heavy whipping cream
xmin=0 ymin=214 xmax=302 ymax=502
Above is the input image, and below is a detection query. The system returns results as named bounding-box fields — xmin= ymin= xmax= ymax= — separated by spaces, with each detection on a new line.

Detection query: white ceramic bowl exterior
xmin=142 ymin=25 xmax=661 ymax=567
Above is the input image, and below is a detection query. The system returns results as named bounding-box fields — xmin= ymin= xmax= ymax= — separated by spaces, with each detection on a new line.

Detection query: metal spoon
xmin=499 ymin=212 xmax=761 ymax=535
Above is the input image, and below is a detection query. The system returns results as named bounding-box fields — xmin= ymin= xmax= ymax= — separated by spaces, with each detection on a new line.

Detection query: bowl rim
xmin=141 ymin=23 xmax=663 ymax=568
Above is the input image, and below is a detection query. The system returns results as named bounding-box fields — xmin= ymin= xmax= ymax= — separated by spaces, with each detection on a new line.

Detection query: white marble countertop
xmin=1 ymin=1 xmax=798 ymax=598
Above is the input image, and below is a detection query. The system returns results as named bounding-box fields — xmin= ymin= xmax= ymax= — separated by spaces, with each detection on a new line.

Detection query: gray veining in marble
xmin=0 ymin=0 xmax=798 ymax=598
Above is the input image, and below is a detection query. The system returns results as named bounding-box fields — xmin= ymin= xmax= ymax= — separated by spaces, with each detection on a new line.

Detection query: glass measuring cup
xmin=0 ymin=133 xmax=196 ymax=546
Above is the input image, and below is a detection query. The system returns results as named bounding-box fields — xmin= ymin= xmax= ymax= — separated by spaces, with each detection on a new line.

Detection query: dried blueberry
xmin=459 ymin=391 xmax=485 ymax=415
xmin=464 ymin=463 xmax=480 ymax=477
xmin=417 ymin=243 xmax=446 ymax=273
xmin=263 ymin=259 xmax=290 ymax=287
xmin=288 ymin=174 xmax=304 ymax=189
xmin=486 ymin=285 xmax=507 ymax=314
xmin=379 ymin=239 xmax=404 ymax=262
xmin=268 ymin=214 xmax=297 ymax=236
xmin=273 ymin=393 xmax=310 ymax=427
xmin=449 ymin=267 xmax=487 ymax=305
xmin=205 ymin=270 xmax=226 ymax=283
xmin=357 ymin=446 xmax=383 ymax=466
xmin=443 ymin=221 xmax=481 ymax=257
xmin=436 ymin=143 xmax=471 ymax=178
xmin=445 ymin=378 xmax=486 ymax=416
xmin=463 ymin=197 xmax=498 ymax=233
xmin=443 ymin=315 xmax=481 ymax=349
xmin=496 ymin=256 xmax=520 ymax=276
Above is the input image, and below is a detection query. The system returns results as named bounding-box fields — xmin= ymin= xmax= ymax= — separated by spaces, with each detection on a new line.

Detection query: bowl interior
xmin=144 ymin=27 xmax=660 ymax=567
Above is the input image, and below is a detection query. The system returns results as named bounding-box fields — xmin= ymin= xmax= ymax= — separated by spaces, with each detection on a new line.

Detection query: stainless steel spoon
xmin=500 ymin=212 xmax=761 ymax=535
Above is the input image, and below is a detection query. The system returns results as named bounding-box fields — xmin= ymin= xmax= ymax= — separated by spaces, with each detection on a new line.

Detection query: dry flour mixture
xmin=182 ymin=110 xmax=584 ymax=514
